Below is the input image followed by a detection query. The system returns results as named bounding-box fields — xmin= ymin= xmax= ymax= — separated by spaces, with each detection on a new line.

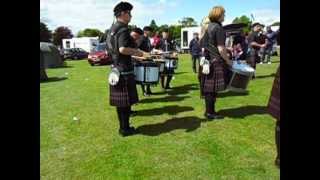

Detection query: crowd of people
xmin=105 ymin=1 xmax=280 ymax=168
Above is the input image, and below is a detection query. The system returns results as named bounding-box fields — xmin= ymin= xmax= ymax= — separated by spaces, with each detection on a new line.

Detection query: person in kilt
xmin=267 ymin=66 xmax=280 ymax=168
xmin=107 ymin=2 xmax=150 ymax=137
xmin=199 ymin=6 xmax=232 ymax=120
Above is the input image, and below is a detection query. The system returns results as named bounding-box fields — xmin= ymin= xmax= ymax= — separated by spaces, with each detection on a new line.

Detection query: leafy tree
xmin=150 ymin=20 xmax=158 ymax=32
xmin=77 ymin=28 xmax=103 ymax=37
xmin=178 ymin=17 xmax=197 ymax=27
xmin=271 ymin=21 xmax=280 ymax=26
xmin=52 ymin=26 xmax=73 ymax=47
xmin=232 ymin=15 xmax=252 ymax=33
xmin=40 ymin=22 xmax=52 ymax=42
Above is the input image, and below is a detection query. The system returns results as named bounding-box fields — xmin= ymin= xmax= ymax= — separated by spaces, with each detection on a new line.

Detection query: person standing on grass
xmin=261 ymin=26 xmax=277 ymax=64
xmin=107 ymin=1 xmax=150 ymax=137
xmin=267 ymin=66 xmax=280 ymax=168
xmin=189 ymin=32 xmax=201 ymax=73
xmin=246 ymin=22 xmax=266 ymax=78
xmin=199 ymin=6 xmax=232 ymax=120
xmin=137 ymin=26 xmax=154 ymax=96
xmin=158 ymin=29 xmax=176 ymax=89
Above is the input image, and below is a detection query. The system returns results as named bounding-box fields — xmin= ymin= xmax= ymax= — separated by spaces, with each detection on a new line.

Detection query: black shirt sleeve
xmin=118 ymin=29 xmax=131 ymax=48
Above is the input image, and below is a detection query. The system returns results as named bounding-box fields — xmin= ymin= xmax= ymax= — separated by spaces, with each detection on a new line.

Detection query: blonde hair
xmin=200 ymin=16 xmax=210 ymax=40
xmin=208 ymin=6 xmax=225 ymax=22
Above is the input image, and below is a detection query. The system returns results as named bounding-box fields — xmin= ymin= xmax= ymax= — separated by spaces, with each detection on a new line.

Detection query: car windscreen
xmin=95 ymin=44 xmax=106 ymax=51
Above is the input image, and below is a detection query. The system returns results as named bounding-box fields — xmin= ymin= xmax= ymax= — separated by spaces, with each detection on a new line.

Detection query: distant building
xmin=62 ymin=37 xmax=99 ymax=53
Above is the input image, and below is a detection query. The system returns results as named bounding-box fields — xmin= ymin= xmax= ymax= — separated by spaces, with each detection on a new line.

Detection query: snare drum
xmin=227 ymin=61 xmax=255 ymax=92
xmin=134 ymin=61 xmax=159 ymax=85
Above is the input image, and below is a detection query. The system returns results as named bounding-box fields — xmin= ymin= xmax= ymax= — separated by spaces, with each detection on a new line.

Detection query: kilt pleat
xmin=109 ymin=74 xmax=139 ymax=107
xmin=268 ymin=67 xmax=280 ymax=120
xmin=200 ymin=59 xmax=226 ymax=97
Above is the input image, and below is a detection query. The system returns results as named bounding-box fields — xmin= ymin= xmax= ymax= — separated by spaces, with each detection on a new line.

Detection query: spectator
xmin=261 ymin=26 xmax=277 ymax=64
xmin=189 ymin=32 xmax=201 ymax=73
xmin=151 ymin=31 xmax=161 ymax=49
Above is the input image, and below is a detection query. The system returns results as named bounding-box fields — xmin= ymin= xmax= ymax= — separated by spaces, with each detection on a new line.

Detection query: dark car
xmin=64 ymin=48 xmax=89 ymax=60
xmin=88 ymin=43 xmax=112 ymax=66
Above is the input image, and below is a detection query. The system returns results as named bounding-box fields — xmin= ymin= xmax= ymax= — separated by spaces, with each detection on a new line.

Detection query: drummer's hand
xmin=142 ymin=52 xmax=151 ymax=59
xmin=172 ymin=52 xmax=178 ymax=57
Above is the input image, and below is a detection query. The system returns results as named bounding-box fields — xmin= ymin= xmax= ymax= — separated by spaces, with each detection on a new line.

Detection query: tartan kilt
xmin=200 ymin=59 xmax=226 ymax=96
xmin=109 ymin=74 xmax=139 ymax=107
xmin=267 ymin=67 xmax=280 ymax=121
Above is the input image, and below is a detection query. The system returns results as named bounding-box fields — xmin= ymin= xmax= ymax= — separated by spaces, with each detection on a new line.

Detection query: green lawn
xmin=41 ymin=54 xmax=280 ymax=179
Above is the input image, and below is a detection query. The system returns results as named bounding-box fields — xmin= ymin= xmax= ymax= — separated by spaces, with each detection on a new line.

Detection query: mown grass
xmin=41 ymin=54 xmax=280 ymax=179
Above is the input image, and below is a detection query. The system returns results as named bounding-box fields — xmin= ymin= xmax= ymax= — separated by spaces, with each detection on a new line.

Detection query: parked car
xmin=88 ymin=43 xmax=112 ymax=66
xmin=64 ymin=48 xmax=89 ymax=60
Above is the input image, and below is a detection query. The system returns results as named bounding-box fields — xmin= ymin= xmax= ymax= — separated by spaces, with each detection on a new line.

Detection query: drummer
xmin=107 ymin=2 xmax=150 ymax=137
xmin=246 ymin=22 xmax=266 ymax=78
xmin=157 ymin=29 xmax=176 ymax=89
xmin=137 ymin=26 xmax=154 ymax=96
xmin=199 ymin=6 xmax=232 ymax=120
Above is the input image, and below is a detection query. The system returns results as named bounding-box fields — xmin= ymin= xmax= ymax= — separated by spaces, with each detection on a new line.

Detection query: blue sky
xmin=40 ymin=0 xmax=280 ymax=34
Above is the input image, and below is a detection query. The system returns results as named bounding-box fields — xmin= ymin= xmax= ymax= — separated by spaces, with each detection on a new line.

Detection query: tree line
xmin=40 ymin=16 xmax=279 ymax=47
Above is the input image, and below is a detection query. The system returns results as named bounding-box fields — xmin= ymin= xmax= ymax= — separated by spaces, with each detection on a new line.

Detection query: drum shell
xmin=134 ymin=61 xmax=159 ymax=85
xmin=227 ymin=63 xmax=255 ymax=92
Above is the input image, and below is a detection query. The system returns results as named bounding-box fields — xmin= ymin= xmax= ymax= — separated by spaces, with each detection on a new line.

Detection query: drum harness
xmin=106 ymin=25 xmax=134 ymax=76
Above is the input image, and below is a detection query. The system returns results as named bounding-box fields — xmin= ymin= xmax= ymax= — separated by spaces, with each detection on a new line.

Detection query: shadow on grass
xmin=137 ymin=116 xmax=203 ymax=136
xmin=139 ymin=95 xmax=190 ymax=104
xmin=167 ymin=83 xmax=199 ymax=95
xmin=255 ymin=73 xmax=276 ymax=79
xmin=40 ymin=77 xmax=68 ymax=83
xmin=174 ymin=72 xmax=188 ymax=75
xmin=217 ymin=105 xmax=268 ymax=118
xmin=49 ymin=64 xmax=73 ymax=69
xmin=218 ymin=91 xmax=249 ymax=98
xmin=136 ymin=105 xmax=194 ymax=116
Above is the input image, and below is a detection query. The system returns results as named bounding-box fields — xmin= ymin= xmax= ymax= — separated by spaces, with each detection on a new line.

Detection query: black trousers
xmin=116 ymin=106 xmax=131 ymax=130
xmin=276 ymin=120 xmax=280 ymax=160
xmin=204 ymin=92 xmax=217 ymax=114
xmin=141 ymin=84 xmax=151 ymax=94
xmin=192 ymin=55 xmax=200 ymax=72
xmin=160 ymin=75 xmax=173 ymax=89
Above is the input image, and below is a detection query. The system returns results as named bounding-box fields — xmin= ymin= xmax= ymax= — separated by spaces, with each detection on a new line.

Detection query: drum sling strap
xmin=106 ymin=26 xmax=128 ymax=71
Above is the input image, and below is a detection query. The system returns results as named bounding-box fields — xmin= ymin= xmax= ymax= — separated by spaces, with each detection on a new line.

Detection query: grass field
xmin=41 ymin=54 xmax=280 ymax=179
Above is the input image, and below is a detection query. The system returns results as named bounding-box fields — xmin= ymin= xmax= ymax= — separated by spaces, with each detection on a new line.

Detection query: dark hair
xmin=132 ymin=28 xmax=143 ymax=35
xmin=143 ymin=26 xmax=153 ymax=32
xmin=113 ymin=2 xmax=133 ymax=17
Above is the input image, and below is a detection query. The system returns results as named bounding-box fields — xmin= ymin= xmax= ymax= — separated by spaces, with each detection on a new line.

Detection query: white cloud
xmin=40 ymin=0 xmax=180 ymax=34
xmin=250 ymin=9 xmax=280 ymax=26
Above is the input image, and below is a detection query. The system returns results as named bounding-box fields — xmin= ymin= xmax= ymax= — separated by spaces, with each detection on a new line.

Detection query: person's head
xmin=143 ymin=26 xmax=153 ymax=37
xmin=267 ymin=26 xmax=272 ymax=32
xmin=193 ymin=32 xmax=199 ymax=40
xmin=113 ymin=2 xmax=133 ymax=24
xmin=130 ymin=27 xmax=143 ymax=43
xmin=208 ymin=6 xmax=225 ymax=23
xmin=251 ymin=23 xmax=263 ymax=32
xmin=162 ymin=29 xmax=169 ymax=39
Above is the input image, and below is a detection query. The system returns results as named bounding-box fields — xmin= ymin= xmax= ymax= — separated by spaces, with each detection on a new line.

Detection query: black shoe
xmin=165 ymin=85 xmax=172 ymax=89
xmin=204 ymin=113 xmax=224 ymax=120
xmin=130 ymin=110 xmax=138 ymax=117
xmin=119 ymin=127 xmax=139 ymax=137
